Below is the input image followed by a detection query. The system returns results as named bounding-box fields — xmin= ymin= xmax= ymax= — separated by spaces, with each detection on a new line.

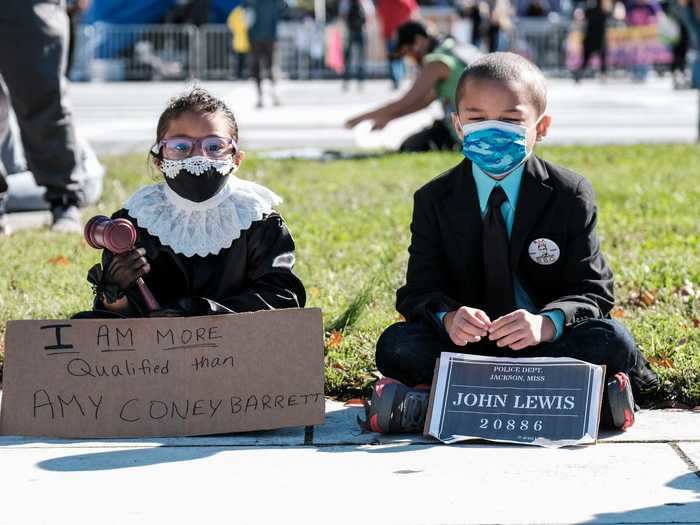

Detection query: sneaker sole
xmin=369 ymin=379 xmax=402 ymax=433
xmin=607 ymin=372 xmax=635 ymax=431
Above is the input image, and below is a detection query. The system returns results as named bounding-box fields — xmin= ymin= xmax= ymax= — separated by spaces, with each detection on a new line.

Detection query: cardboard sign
xmin=0 ymin=309 xmax=325 ymax=438
xmin=425 ymin=353 xmax=604 ymax=447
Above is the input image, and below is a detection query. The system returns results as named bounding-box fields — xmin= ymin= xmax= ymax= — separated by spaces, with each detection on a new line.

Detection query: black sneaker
xmin=602 ymin=372 xmax=636 ymax=431
xmin=358 ymin=378 xmax=430 ymax=434
xmin=50 ymin=204 xmax=81 ymax=233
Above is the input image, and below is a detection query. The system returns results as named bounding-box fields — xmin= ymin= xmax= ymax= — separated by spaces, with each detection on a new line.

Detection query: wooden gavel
xmin=84 ymin=215 xmax=161 ymax=312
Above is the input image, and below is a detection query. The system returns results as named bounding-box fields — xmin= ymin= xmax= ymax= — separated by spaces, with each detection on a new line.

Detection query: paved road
xmin=69 ymin=77 xmax=698 ymax=156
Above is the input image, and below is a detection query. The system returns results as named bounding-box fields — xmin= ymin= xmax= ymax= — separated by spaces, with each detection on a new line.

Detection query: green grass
xmin=1 ymin=145 xmax=699 ymax=404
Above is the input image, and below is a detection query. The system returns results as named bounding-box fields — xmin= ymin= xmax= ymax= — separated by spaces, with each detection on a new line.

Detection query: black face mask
xmin=165 ymin=168 xmax=230 ymax=203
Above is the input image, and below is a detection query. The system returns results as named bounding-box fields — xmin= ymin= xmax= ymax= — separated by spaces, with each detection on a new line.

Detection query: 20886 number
xmin=479 ymin=418 xmax=543 ymax=432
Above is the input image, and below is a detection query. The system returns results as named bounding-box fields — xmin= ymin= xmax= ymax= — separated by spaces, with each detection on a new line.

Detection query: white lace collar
xmin=124 ymin=177 xmax=282 ymax=257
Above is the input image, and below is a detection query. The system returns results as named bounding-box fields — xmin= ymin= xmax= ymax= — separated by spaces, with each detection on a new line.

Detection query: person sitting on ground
xmin=362 ymin=52 xmax=659 ymax=433
xmin=82 ymin=88 xmax=305 ymax=318
xmin=345 ymin=21 xmax=480 ymax=152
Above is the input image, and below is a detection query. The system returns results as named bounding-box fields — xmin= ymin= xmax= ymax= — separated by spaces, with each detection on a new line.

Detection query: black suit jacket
xmin=396 ymin=155 xmax=614 ymax=334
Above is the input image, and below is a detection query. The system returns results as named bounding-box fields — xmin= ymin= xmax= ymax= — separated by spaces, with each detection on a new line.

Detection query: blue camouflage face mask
xmin=460 ymin=118 xmax=541 ymax=176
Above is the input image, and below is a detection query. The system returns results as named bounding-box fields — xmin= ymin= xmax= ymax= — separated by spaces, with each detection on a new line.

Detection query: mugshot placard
xmin=425 ymin=353 xmax=604 ymax=447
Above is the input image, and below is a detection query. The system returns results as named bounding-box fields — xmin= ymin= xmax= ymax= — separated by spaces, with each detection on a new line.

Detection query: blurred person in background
xmin=340 ymin=0 xmax=371 ymax=90
xmin=573 ymin=0 xmax=613 ymax=81
xmin=228 ymin=5 xmax=250 ymax=80
xmin=246 ymin=0 xmax=286 ymax=108
xmin=677 ymin=0 xmax=700 ymax=87
xmin=663 ymin=0 xmax=690 ymax=88
xmin=457 ymin=0 xmax=486 ymax=47
xmin=345 ymin=21 xmax=479 ymax=152
xmin=523 ymin=0 xmax=551 ymax=16
xmin=0 ymin=0 xmax=88 ymax=235
xmin=164 ymin=0 xmax=209 ymax=25
xmin=377 ymin=0 xmax=420 ymax=89
xmin=486 ymin=0 xmax=515 ymax=52
xmin=66 ymin=0 xmax=90 ymax=75
xmin=295 ymin=16 xmax=325 ymax=79
xmin=625 ymin=0 xmax=662 ymax=81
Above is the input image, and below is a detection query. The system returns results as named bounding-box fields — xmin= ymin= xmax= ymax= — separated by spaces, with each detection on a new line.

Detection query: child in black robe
xmin=85 ymin=88 xmax=305 ymax=317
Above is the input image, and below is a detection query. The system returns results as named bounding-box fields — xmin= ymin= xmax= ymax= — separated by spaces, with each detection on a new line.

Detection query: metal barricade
xmin=199 ymin=25 xmax=238 ymax=80
xmin=72 ymin=22 xmax=392 ymax=82
xmin=198 ymin=23 xmax=325 ymax=81
xmin=70 ymin=20 xmax=577 ymax=81
xmin=511 ymin=18 xmax=572 ymax=73
xmin=71 ymin=24 xmax=198 ymax=81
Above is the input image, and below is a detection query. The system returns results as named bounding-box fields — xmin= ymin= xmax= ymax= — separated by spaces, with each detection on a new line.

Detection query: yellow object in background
xmin=227 ymin=6 xmax=250 ymax=54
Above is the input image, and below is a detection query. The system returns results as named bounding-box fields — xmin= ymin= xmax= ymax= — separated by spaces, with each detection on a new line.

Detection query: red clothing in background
xmin=377 ymin=0 xmax=418 ymax=39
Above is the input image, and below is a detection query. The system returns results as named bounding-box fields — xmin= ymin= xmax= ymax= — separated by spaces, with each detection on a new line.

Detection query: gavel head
xmin=84 ymin=215 xmax=137 ymax=254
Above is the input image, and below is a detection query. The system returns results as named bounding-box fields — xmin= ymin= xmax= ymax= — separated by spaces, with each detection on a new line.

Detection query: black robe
xmin=86 ymin=208 xmax=306 ymax=317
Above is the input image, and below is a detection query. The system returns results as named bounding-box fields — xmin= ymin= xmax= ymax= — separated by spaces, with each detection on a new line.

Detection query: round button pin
xmin=528 ymin=238 xmax=560 ymax=265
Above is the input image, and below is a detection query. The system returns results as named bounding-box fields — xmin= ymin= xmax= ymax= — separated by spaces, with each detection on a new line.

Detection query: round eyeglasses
xmin=151 ymin=136 xmax=238 ymax=160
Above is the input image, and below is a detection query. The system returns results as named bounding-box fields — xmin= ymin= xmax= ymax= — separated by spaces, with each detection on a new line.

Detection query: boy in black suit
xmin=364 ymin=52 xmax=658 ymax=434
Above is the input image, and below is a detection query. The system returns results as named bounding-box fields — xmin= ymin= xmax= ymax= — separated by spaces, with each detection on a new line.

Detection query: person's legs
xmin=234 ymin=51 xmax=247 ymax=79
xmin=672 ymin=24 xmax=690 ymax=86
xmin=250 ymin=41 xmax=264 ymax=107
xmin=264 ymin=41 xmax=280 ymax=106
xmin=385 ymin=39 xmax=402 ymax=89
xmin=471 ymin=8 xmax=482 ymax=47
xmin=598 ymin=34 xmax=608 ymax=76
xmin=379 ymin=318 xmax=640 ymax=383
xmin=355 ymin=31 xmax=366 ymax=86
xmin=0 ymin=74 xmax=9 ymax=235
xmin=66 ymin=9 xmax=80 ymax=77
xmin=399 ymin=120 xmax=459 ymax=152
xmin=343 ymin=32 xmax=353 ymax=86
xmin=487 ymin=24 xmax=500 ymax=53
xmin=399 ymin=127 xmax=435 ymax=152
xmin=375 ymin=318 xmax=645 ymax=432
xmin=518 ymin=319 xmax=637 ymax=377
xmin=0 ymin=0 xmax=84 ymax=226
xmin=576 ymin=38 xmax=594 ymax=80
xmin=538 ymin=318 xmax=641 ymax=427
xmin=376 ymin=321 xmax=454 ymax=386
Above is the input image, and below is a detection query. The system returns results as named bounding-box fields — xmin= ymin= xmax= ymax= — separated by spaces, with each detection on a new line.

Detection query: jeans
xmin=385 ymin=40 xmax=404 ymax=89
xmin=376 ymin=318 xmax=638 ymax=387
xmin=0 ymin=0 xmax=84 ymax=207
xmin=399 ymin=120 xmax=459 ymax=152
xmin=343 ymin=30 xmax=365 ymax=82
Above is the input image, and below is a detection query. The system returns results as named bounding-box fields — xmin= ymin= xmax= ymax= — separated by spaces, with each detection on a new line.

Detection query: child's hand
xmin=444 ymin=306 xmax=491 ymax=346
xmin=104 ymin=248 xmax=151 ymax=291
xmin=488 ymin=310 xmax=555 ymax=350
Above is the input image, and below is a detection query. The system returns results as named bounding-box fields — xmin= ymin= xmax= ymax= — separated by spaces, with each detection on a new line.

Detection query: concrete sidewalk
xmin=2 ymin=400 xmax=699 ymax=524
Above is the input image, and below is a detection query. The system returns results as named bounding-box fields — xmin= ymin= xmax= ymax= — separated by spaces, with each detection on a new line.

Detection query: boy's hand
xmin=488 ymin=310 xmax=555 ymax=350
xmin=444 ymin=306 xmax=491 ymax=346
xmin=103 ymin=247 xmax=151 ymax=291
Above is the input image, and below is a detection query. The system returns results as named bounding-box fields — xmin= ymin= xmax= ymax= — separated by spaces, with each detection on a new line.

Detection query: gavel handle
xmin=136 ymin=277 xmax=161 ymax=312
